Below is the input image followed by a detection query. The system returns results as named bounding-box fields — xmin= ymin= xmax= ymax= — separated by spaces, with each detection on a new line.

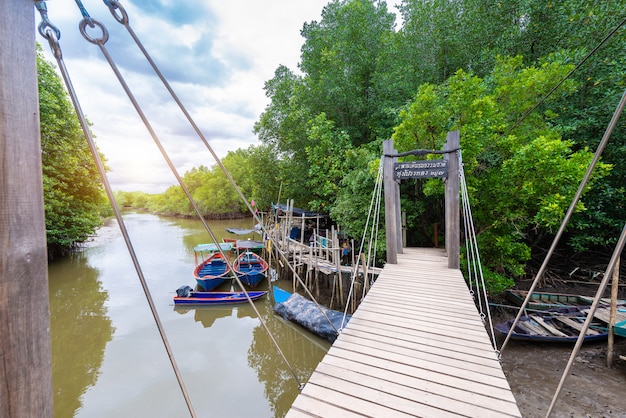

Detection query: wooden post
xmin=1 ymin=1 xmax=53 ymax=416
xmin=383 ymin=140 xmax=398 ymax=263
xmin=608 ymin=257 xmax=620 ymax=366
xmin=395 ymin=154 xmax=403 ymax=254
xmin=401 ymin=212 xmax=407 ymax=248
xmin=444 ymin=131 xmax=460 ymax=269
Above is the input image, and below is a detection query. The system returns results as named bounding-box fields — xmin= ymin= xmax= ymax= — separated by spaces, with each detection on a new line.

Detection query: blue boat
xmin=233 ymin=251 xmax=268 ymax=288
xmin=173 ymin=286 xmax=267 ymax=305
xmin=615 ymin=319 xmax=626 ymax=338
xmin=193 ymin=251 xmax=231 ymax=291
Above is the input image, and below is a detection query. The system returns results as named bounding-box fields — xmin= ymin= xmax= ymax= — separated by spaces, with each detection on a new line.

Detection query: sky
xmin=36 ymin=0 xmax=402 ymax=193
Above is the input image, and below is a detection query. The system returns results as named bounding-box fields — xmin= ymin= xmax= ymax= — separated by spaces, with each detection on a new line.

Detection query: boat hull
xmin=193 ymin=253 xmax=230 ymax=291
xmin=614 ymin=319 xmax=626 ymax=338
xmin=495 ymin=306 xmax=609 ymax=343
xmin=174 ymin=290 xmax=267 ymax=305
xmin=233 ymin=251 xmax=268 ymax=288
xmin=505 ymin=289 xmax=626 ymax=311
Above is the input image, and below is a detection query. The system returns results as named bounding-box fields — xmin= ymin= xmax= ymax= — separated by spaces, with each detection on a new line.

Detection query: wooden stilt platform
xmin=287 ymin=247 xmax=521 ymax=417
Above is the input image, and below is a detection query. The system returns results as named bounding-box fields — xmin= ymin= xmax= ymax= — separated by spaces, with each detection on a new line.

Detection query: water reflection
xmin=247 ymin=291 xmax=331 ymax=418
xmin=48 ymin=253 xmax=114 ymax=418
xmin=49 ymin=213 xmax=330 ymax=417
xmin=174 ymin=306 xmax=234 ymax=328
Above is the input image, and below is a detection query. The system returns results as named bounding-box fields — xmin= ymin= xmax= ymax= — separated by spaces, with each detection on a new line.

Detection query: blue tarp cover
xmin=273 ymin=292 xmax=350 ymax=342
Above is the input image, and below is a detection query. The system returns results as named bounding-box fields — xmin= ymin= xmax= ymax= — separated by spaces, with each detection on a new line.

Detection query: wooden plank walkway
xmin=287 ymin=247 xmax=521 ymax=417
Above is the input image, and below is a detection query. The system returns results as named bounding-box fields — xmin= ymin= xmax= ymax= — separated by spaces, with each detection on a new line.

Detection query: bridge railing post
xmin=383 ymin=140 xmax=398 ymax=264
xmin=444 ymin=131 xmax=460 ymax=269
xmin=1 ymin=1 xmax=53 ymax=416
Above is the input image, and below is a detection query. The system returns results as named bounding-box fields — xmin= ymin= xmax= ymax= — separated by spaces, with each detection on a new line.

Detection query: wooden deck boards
xmin=287 ymin=247 xmax=521 ymax=417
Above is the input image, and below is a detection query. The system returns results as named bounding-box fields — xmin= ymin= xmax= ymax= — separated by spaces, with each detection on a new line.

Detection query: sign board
xmin=394 ymin=159 xmax=448 ymax=180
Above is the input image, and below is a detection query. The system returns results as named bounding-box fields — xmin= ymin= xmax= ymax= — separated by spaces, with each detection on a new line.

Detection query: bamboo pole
xmin=1 ymin=1 xmax=53 ymax=416
xmin=607 ymin=257 xmax=620 ymax=366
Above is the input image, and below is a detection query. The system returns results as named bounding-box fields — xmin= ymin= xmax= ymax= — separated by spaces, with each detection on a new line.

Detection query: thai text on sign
xmin=394 ymin=159 xmax=448 ymax=180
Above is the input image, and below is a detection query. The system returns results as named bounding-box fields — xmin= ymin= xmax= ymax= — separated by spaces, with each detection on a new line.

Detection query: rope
xmin=504 ymin=15 xmax=626 ymax=137
xmin=33 ymin=6 xmax=197 ymax=417
xmin=458 ymin=151 xmax=499 ymax=353
xmin=78 ymin=0 xmax=308 ymax=390
xmin=546 ymin=222 xmax=626 ymax=418
xmin=341 ymin=160 xmax=384 ymax=325
xmin=500 ymin=86 xmax=626 ymax=355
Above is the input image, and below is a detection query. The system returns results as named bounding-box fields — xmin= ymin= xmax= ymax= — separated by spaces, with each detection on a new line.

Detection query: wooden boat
xmin=495 ymin=306 xmax=609 ymax=343
xmin=233 ymin=251 xmax=268 ymax=288
xmin=173 ymin=286 xmax=267 ymax=305
xmin=193 ymin=251 xmax=231 ymax=291
xmin=505 ymin=289 xmax=625 ymax=310
xmin=614 ymin=319 xmax=626 ymax=338
xmin=506 ymin=289 xmax=590 ymax=310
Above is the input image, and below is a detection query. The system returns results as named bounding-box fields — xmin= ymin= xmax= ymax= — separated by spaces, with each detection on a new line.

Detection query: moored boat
xmin=193 ymin=251 xmax=231 ymax=291
xmin=173 ymin=285 xmax=267 ymax=305
xmin=495 ymin=306 xmax=609 ymax=343
xmin=505 ymin=289 xmax=625 ymax=310
xmin=505 ymin=289 xmax=592 ymax=310
xmin=233 ymin=251 xmax=268 ymax=288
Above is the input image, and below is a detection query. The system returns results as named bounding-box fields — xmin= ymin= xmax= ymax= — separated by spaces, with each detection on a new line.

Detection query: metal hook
xmin=103 ymin=0 xmax=129 ymax=25
xmin=79 ymin=18 xmax=110 ymax=45
xmin=34 ymin=1 xmax=62 ymax=41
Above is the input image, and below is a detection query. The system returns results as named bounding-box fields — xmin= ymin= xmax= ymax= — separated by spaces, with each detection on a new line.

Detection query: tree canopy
xmin=53 ymin=0 xmax=626 ymax=293
xmin=250 ymin=0 xmax=626 ymax=292
xmin=37 ymin=47 xmax=109 ymax=258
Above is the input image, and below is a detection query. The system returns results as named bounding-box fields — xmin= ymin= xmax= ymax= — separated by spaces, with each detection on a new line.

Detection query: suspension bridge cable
xmin=100 ymin=0 xmax=341 ymax=341
xmin=458 ymin=151 xmax=498 ymax=352
xmin=500 ymin=87 xmax=626 ymax=354
xmin=34 ymin=3 xmax=197 ymax=416
xmin=342 ymin=160 xmax=384 ymax=324
xmin=504 ymin=15 xmax=626 ymax=136
xmin=66 ymin=0 xmax=306 ymax=390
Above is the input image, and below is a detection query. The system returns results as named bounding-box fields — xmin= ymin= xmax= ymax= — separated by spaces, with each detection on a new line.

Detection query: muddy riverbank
xmin=499 ymin=337 xmax=626 ymax=418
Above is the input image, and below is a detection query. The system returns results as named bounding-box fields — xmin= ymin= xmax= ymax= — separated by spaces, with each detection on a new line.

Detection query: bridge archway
xmin=383 ymin=130 xmax=460 ymax=268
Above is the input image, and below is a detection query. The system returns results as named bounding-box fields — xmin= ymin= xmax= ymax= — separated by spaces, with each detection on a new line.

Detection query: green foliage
xmin=116 ymin=0 xmax=625 ymax=295
xmin=392 ymin=56 xmax=610 ymax=278
xmin=37 ymin=48 xmax=108 ymax=257
xmin=330 ymin=142 xmax=382 ymax=239
xmin=305 ymin=114 xmax=352 ymax=211
xmin=120 ymin=145 xmax=282 ymax=218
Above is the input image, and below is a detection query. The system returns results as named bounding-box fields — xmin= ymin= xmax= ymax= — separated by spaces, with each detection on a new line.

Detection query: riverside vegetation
xmin=40 ymin=1 xmax=626 ymax=296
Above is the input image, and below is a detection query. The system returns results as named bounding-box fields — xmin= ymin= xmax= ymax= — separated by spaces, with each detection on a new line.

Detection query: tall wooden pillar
xmin=444 ymin=131 xmax=460 ymax=269
xmin=383 ymin=140 xmax=398 ymax=263
xmin=0 ymin=1 xmax=53 ymax=416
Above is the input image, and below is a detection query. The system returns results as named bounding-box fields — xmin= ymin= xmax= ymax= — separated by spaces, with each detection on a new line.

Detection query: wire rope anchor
xmin=103 ymin=0 xmax=129 ymax=25
xmin=34 ymin=1 xmax=61 ymax=44
xmin=79 ymin=18 xmax=109 ymax=45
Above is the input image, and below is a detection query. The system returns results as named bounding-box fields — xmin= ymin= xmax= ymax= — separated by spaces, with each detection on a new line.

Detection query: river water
xmin=48 ymin=212 xmax=330 ymax=418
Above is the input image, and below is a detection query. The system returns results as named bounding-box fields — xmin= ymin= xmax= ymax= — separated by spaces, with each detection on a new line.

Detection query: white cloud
xmin=38 ymin=0 xmax=401 ymax=193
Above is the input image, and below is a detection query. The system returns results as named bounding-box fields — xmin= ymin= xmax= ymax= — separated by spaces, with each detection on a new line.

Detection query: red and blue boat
xmin=233 ymin=251 xmax=268 ymax=288
xmin=173 ymin=286 xmax=267 ymax=305
xmin=193 ymin=243 xmax=233 ymax=290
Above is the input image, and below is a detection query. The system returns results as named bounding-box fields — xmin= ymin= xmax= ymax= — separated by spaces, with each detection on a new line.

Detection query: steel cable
xmin=34 ymin=5 xmax=197 ymax=416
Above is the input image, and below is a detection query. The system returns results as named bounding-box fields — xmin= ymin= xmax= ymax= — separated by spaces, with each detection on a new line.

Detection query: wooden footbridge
xmin=287 ymin=247 xmax=521 ymax=417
